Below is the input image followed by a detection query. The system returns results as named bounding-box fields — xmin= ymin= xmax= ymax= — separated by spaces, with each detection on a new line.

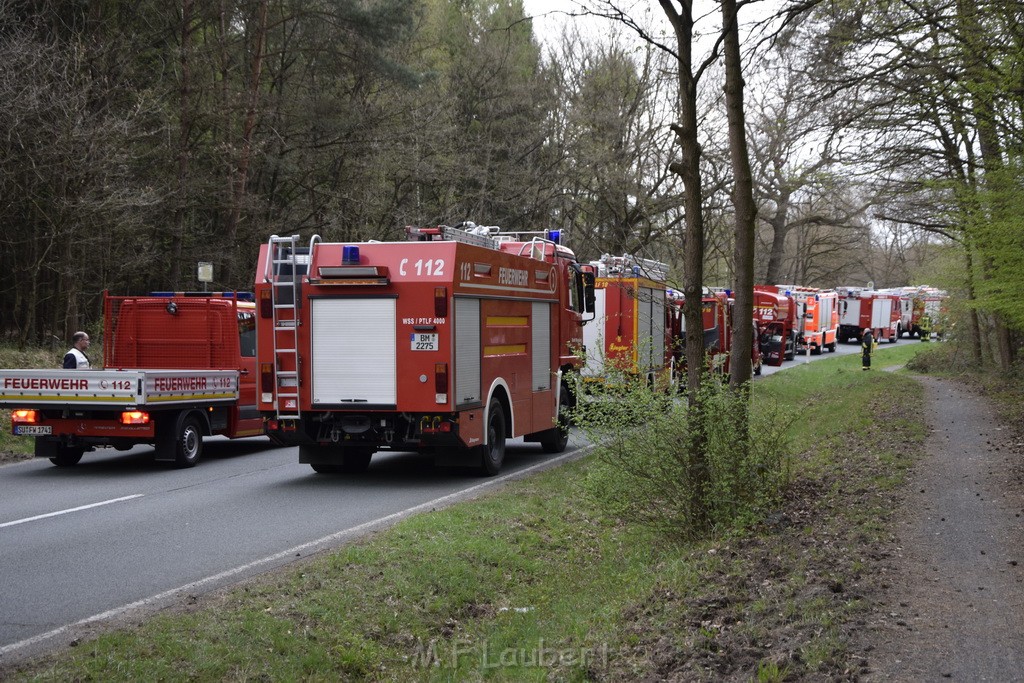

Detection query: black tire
xmin=159 ymin=413 xmax=204 ymax=468
xmin=478 ymin=398 xmax=507 ymax=476
xmin=540 ymin=385 xmax=571 ymax=454
xmin=340 ymin=447 xmax=373 ymax=473
xmin=48 ymin=444 xmax=84 ymax=467
xmin=310 ymin=462 xmax=341 ymax=474
xmin=827 ymin=341 xmax=837 ymax=352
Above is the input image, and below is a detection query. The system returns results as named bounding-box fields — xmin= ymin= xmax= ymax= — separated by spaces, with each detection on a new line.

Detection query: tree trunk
xmin=171 ymin=0 xmax=195 ymax=287
xmin=721 ymin=0 xmax=755 ymax=390
xmin=222 ymin=0 xmax=269 ymax=285
xmin=660 ymin=0 xmax=710 ymax=532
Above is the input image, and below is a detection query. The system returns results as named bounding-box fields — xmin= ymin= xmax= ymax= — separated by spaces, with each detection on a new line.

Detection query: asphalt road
xmin=0 ymin=335 xmax=921 ymax=662
xmin=0 ymin=436 xmax=585 ymax=661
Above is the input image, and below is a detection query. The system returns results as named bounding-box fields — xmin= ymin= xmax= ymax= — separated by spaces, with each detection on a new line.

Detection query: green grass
xmin=5 ymin=341 xmax=949 ymax=681
xmin=0 ymin=344 xmax=70 ymax=456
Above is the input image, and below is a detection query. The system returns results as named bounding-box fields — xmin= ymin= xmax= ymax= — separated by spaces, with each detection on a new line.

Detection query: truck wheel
xmin=540 ymin=386 xmax=571 ymax=454
xmin=340 ymin=447 xmax=373 ymax=473
xmin=827 ymin=341 xmax=836 ymax=352
xmin=51 ymin=445 xmax=84 ymax=467
xmin=310 ymin=462 xmax=341 ymax=474
xmin=478 ymin=398 xmax=507 ymax=476
xmin=160 ymin=414 xmax=203 ymax=468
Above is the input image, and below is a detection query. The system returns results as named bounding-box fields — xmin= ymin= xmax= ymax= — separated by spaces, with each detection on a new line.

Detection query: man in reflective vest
xmin=63 ymin=331 xmax=91 ymax=369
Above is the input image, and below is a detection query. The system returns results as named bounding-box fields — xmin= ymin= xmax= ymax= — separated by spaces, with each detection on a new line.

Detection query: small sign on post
xmin=198 ymin=262 xmax=213 ymax=292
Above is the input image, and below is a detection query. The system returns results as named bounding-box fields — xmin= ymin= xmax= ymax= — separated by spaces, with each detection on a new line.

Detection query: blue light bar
xmin=546 ymin=229 xmax=561 ymax=244
xmin=342 ymin=245 xmax=360 ymax=265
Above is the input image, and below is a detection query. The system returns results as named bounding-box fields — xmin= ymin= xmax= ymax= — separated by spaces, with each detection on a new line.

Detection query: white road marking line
xmin=0 ymin=494 xmax=144 ymax=529
xmin=0 ymin=448 xmax=587 ymax=658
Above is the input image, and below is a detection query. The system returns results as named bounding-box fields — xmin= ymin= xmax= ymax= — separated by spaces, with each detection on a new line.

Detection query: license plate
xmin=411 ymin=333 xmax=439 ymax=351
xmin=15 ymin=425 xmax=52 ymax=436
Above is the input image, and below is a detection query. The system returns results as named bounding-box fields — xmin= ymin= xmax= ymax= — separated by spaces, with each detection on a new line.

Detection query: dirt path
xmin=866 ymin=375 xmax=1024 ymax=681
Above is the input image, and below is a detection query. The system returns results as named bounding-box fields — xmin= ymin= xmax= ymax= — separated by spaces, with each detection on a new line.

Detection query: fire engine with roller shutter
xmin=775 ymin=285 xmax=839 ymax=354
xmin=581 ymin=253 xmax=671 ymax=388
xmin=254 ymin=223 xmax=595 ymax=475
xmin=836 ymin=287 xmax=901 ymax=343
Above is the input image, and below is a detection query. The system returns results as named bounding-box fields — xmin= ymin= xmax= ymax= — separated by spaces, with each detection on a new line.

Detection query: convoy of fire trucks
xmin=1 ymin=220 xmax=947 ymax=472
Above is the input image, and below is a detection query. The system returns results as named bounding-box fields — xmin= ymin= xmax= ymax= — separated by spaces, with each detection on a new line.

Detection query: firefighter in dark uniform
xmin=861 ymin=328 xmax=874 ymax=370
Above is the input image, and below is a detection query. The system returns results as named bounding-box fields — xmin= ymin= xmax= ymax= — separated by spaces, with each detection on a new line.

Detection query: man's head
xmin=72 ymin=331 xmax=90 ymax=350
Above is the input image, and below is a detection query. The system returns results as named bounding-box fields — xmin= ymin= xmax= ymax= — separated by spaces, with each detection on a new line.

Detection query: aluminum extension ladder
xmin=264 ymin=234 xmax=316 ymax=420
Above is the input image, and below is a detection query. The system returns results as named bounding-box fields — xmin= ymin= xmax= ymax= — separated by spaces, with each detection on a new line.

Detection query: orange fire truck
xmin=775 ymin=285 xmax=839 ymax=354
xmin=581 ymin=253 xmax=671 ymax=387
xmin=0 ymin=292 xmax=261 ymax=467
xmin=254 ymin=223 xmax=595 ymax=475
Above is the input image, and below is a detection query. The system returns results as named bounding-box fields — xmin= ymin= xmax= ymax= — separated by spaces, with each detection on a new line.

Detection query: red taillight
xmin=261 ymin=362 xmax=275 ymax=394
xmin=434 ymin=363 xmax=448 ymax=394
xmin=11 ymin=409 xmax=38 ymax=424
xmin=120 ymin=411 xmax=150 ymax=425
xmin=435 ymin=286 xmax=448 ymax=318
xmin=259 ymin=289 xmax=273 ymax=318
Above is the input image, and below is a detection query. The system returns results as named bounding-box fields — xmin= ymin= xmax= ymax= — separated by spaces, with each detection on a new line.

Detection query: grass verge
xmin=0 ymin=345 xmax=69 ymax=459
xmin=6 ymin=343 xmax=933 ymax=681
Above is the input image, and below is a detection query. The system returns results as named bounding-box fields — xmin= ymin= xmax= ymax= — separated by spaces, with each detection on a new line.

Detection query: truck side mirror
xmin=581 ymin=271 xmax=596 ymax=320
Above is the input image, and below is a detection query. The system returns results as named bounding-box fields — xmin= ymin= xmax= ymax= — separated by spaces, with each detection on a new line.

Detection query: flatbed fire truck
xmin=582 ymin=253 xmax=671 ymax=388
xmin=0 ymin=292 xmax=262 ymax=467
xmin=254 ymin=223 xmax=595 ymax=475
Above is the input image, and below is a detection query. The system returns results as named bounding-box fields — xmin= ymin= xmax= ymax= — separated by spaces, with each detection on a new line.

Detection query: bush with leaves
xmin=574 ymin=369 xmax=794 ymax=541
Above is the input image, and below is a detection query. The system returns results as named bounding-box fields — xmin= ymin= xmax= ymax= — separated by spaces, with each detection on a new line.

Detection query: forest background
xmin=1 ymin=0 xmax=1021 ymax=369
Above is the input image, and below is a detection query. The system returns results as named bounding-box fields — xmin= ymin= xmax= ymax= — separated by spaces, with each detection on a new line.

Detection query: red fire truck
xmin=752 ymin=285 xmax=798 ymax=365
xmin=254 ymin=223 xmax=595 ymax=475
xmin=581 ymin=253 xmax=671 ymax=387
xmin=836 ymin=287 xmax=901 ymax=343
xmin=667 ymin=288 xmax=761 ymax=376
xmin=775 ymin=285 xmax=839 ymax=354
xmin=882 ymin=286 xmax=949 ymax=339
xmin=0 ymin=292 xmax=261 ymax=467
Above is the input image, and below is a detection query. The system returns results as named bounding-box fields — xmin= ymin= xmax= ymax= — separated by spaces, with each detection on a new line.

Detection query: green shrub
xmin=573 ymin=371 xmax=794 ymax=542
